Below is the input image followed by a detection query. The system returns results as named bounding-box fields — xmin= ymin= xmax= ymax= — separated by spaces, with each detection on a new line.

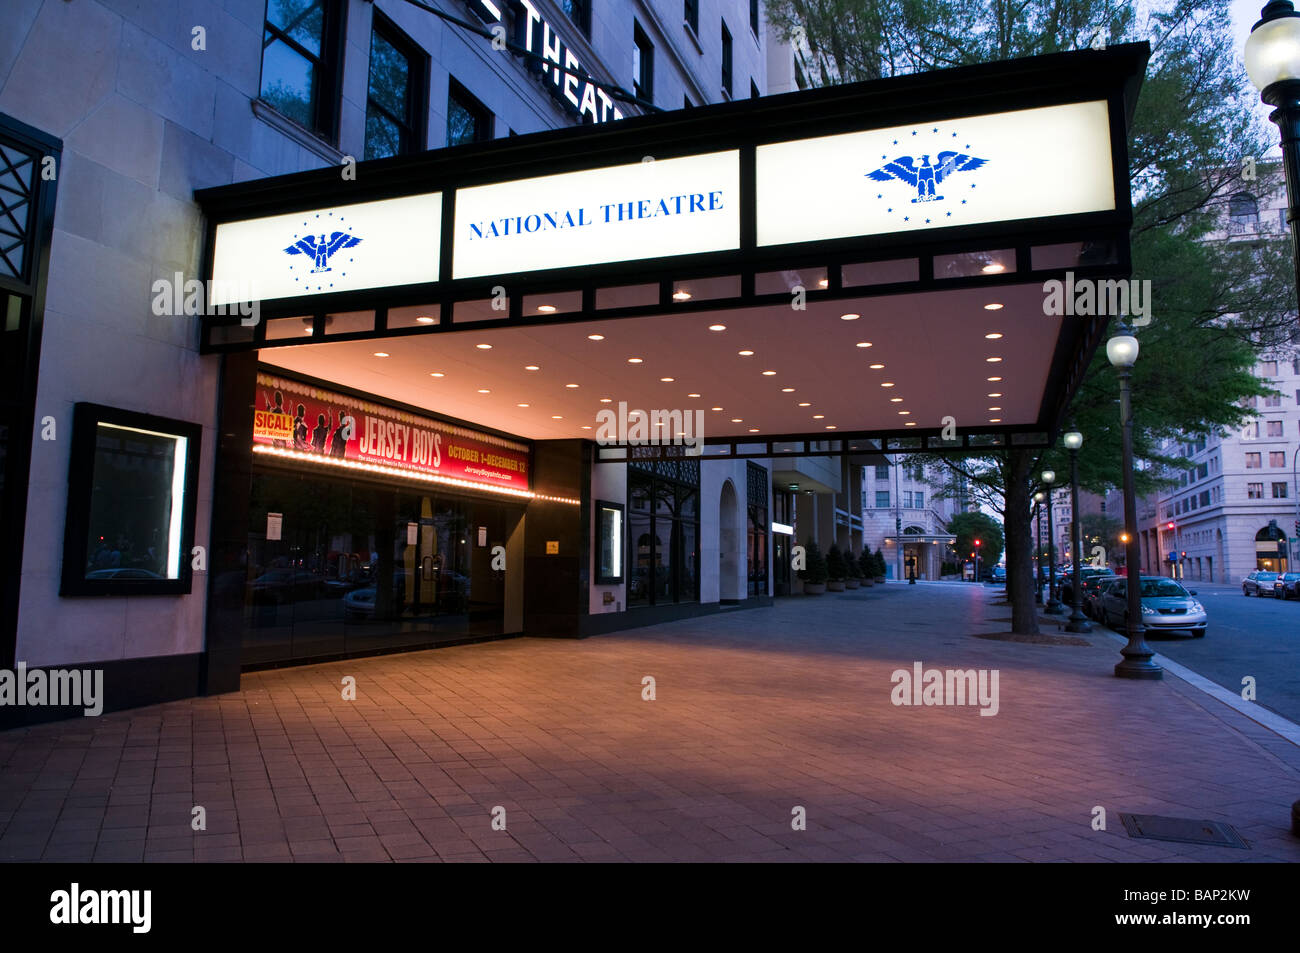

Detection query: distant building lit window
xmin=1246 ymin=452 xmax=1261 ymax=468
xmin=1266 ymin=419 xmax=1283 ymax=437
xmin=1273 ymin=482 xmax=1289 ymax=499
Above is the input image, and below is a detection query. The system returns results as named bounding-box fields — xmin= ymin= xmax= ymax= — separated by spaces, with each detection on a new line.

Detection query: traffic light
xmin=1166 ymin=522 xmax=1175 ymax=530
xmin=974 ymin=539 xmax=982 ymax=547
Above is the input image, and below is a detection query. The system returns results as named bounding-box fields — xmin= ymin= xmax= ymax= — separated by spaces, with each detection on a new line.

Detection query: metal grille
xmin=747 ymin=461 xmax=767 ymax=507
xmin=0 ymin=142 xmax=36 ymax=282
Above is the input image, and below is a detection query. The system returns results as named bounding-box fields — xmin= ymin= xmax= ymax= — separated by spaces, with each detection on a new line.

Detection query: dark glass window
xmin=561 ymin=0 xmax=591 ymax=34
xmin=684 ymin=0 xmax=699 ymax=34
xmin=447 ymin=78 xmax=492 ymax=146
xmin=1228 ymin=192 xmax=1258 ymax=225
xmin=750 ymin=0 xmax=760 ymax=36
xmin=365 ymin=16 xmax=426 ymax=159
xmin=721 ymin=20 xmax=733 ymax=95
xmin=260 ymin=0 xmax=343 ymax=139
xmin=633 ymin=22 xmax=654 ymax=102
xmin=628 ymin=469 xmax=698 ymax=606
xmin=750 ymin=79 xmax=760 ymax=99
xmin=748 ymin=504 xmax=767 ymax=596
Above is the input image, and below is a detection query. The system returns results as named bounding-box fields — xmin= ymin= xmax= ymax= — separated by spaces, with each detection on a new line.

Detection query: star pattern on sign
xmin=285 ymin=211 xmax=357 ymax=294
xmin=864 ymin=126 xmax=986 ymax=229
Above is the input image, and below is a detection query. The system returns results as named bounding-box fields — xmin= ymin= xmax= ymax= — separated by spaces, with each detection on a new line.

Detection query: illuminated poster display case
xmin=59 ymin=403 xmax=202 ymax=596
xmin=595 ymin=500 xmax=625 ymax=585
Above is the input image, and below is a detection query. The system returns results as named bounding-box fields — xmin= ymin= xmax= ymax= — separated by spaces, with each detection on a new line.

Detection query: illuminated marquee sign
xmin=253 ymin=373 xmax=530 ymax=492
xmin=755 ymin=100 xmax=1116 ymax=246
xmin=453 ymin=150 xmax=740 ymax=278
xmin=467 ymin=0 xmax=622 ymax=123
xmin=209 ymin=193 xmax=442 ymax=305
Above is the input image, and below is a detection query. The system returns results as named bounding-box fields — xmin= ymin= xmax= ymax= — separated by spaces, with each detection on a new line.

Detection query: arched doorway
xmin=1255 ymin=523 xmax=1288 ymax=573
xmin=719 ymin=480 xmax=741 ymax=602
xmin=903 ymin=525 xmax=926 ymax=580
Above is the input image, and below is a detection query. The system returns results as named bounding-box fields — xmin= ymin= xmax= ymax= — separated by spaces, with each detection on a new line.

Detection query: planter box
xmin=875 ymin=576 xmax=886 ymax=584
xmin=803 ymin=583 xmax=826 ymax=595
xmin=844 ymin=578 xmax=860 ymax=590
xmin=861 ymin=577 xmax=874 ymax=587
xmin=827 ymin=581 xmax=845 ymax=592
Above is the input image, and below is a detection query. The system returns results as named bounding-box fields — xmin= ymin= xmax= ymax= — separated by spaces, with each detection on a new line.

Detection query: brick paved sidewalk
xmin=3 ymin=583 xmax=1299 ymax=862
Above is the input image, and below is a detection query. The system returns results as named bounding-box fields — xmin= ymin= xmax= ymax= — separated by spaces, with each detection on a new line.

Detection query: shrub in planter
xmin=871 ymin=548 xmax=888 ymax=581
xmin=844 ymin=551 xmax=861 ymax=589
xmin=858 ymin=548 xmax=874 ymax=586
xmin=798 ymin=537 xmax=828 ymax=594
xmin=826 ymin=545 xmax=846 ymax=591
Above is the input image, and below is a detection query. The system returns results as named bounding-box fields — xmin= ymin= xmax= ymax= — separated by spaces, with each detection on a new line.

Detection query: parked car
xmin=247 ymin=568 xmax=325 ymax=605
xmin=1242 ymin=570 xmax=1280 ymax=597
xmin=1098 ymin=576 xmax=1207 ymax=637
xmin=1060 ymin=566 xmax=1113 ymax=604
xmin=991 ymin=565 xmax=1006 ymax=583
xmin=1273 ymin=572 xmax=1300 ymax=600
xmin=1080 ymin=572 xmax=1119 ymax=619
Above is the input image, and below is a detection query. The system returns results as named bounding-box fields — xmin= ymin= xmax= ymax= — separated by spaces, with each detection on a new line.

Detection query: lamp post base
xmin=1045 ymin=598 xmax=1066 ymax=615
xmin=1115 ymin=628 xmax=1163 ymax=679
xmin=1065 ymin=610 xmax=1092 ymax=633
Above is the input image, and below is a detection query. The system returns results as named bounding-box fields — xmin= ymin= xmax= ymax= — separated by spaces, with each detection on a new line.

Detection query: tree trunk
xmin=1004 ymin=449 xmax=1040 ymax=635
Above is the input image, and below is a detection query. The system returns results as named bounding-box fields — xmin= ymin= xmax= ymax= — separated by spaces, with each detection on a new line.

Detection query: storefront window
xmin=628 ymin=463 xmax=699 ymax=606
xmin=60 ymin=404 xmax=201 ymax=596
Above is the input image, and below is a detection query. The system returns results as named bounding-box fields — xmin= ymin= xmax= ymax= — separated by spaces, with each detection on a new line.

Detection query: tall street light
xmin=1063 ymin=429 xmax=1092 ymax=633
xmin=1246 ymin=1 xmax=1300 ymax=301
xmin=1107 ymin=321 xmax=1162 ymax=679
xmin=1042 ymin=469 xmax=1065 ymax=614
xmin=1033 ymin=491 xmax=1045 ymax=604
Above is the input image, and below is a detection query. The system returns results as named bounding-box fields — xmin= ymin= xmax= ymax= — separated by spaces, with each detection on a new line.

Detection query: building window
xmin=364 ymin=16 xmax=426 ymax=160
xmin=561 ymin=0 xmax=591 ymax=35
xmin=875 ymin=491 xmax=890 ymax=508
xmin=633 ymin=22 xmax=654 ymax=102
xmin=627 ymin=463 xmax=699 ymax=607
xmin=1267 ymin=419 xmax=1284 ymax=437
xmin=1246 ymin=452 xmax=1261 ymax=468
xmin=875 ymin=465 xmax=889 ymax=479
xmin=447 ymin=78 xmax=492 ymax=146
xmin=60 ymin=404 xmax=202 ymax=596
xmin=259 ymin=0 xmax=343 ymax=139
xmin=914 ymin=492 xmax=924 ymax=509
xmin=721 ymin=20 xmax=733 ymax=95
xmin=1261 ymin=360 xmax=1278 ymax=377
xmin=1228 ymin=192 xmax=1259 ymax=225
xmin=747 ymin=464 xmax=768 ymax=597
xmin=1199 ymin=491 xmax=1210 ymax=507
xmin=1248 ymin=482 xmax=1264 ymax=499
xmin=1273 ymin=482 xmax=1289 ymax=499
xmin=751 ymin=0 xmax=760 ymax=36
xmin=1244 ymin=422 xmax=1259 ymax=439
xmin=1265 ymin=393 xmax=1281 ymax=407
xmin=684 ymin=0 xmax=699 ymax=35
xmin=1271 ymin=451 xmax=1286 ymax=467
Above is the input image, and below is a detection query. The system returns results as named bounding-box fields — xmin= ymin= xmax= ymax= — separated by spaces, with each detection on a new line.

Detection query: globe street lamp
xmin=1246 ymin=1 xmax=1300 ymax=300
xmin=1033 ymin=490 xmax=1046 ymax=604
xmin=1107 ymin=321 xmax=1162 ymax=679
xmin=1063 ymin=429 xmax=1092 ymax=633
xmin=1042 ymin=469 xmax=1065 ymax=614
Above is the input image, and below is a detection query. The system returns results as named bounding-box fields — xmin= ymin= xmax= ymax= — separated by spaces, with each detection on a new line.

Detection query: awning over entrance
xmin=195 ymin=44 xmax=1148 ymax=456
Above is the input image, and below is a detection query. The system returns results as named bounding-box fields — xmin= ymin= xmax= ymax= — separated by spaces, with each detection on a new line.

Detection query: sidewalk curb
xmin=1098 ymin=630 xmax=1300 ymax=748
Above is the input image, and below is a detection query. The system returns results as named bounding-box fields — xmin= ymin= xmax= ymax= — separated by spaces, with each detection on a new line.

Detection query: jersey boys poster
xmin=253 ymin=372 xmax=530 ymax=491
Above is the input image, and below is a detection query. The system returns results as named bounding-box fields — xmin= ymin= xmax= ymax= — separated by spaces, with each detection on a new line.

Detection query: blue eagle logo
xmin=867 ymin=151 xmax=988 ymax=203
xmin=284 ymin=231 xmax=363 ymax=273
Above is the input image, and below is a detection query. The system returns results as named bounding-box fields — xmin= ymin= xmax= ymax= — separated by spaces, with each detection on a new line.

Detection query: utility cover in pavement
xmin=1119 ymin=813 xmax=1249 ymax=848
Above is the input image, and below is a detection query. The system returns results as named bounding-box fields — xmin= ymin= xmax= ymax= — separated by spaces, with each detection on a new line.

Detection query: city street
xmin=1093 ymin=581 xmax=1300 ymax=726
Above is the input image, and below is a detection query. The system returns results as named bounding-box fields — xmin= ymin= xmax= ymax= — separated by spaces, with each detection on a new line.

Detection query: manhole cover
xmin=1119 ymin=814 xmax=1249 ymax=848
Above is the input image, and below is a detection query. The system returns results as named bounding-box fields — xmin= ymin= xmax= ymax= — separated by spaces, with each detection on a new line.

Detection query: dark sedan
xmin=1243 ymin=570 xmax=1279 ymax=596
xmin=1274 ymin=572 xmax=1300 ymax=600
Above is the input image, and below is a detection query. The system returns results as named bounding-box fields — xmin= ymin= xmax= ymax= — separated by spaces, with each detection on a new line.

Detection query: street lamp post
xmin=1033 ymin=491 xmax=1045 ymax=604
xmin=1246 ymin=1 xmax=1300 ymax=303
xmin=1107 ymin=322 xmax=1162 ymax=680
xmin=1042 ymin=470 xmax=1065 ymax=614
xmin=974 ymin=538 xmax=982 ymax=584
xmin=1063 ymin=429 xmax=1092 ymax=633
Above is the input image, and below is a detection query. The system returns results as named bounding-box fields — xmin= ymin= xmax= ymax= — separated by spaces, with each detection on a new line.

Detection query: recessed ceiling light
xmin=840 ymin=313 xmax=860 ymax=321
xmin=712 ymin=406 xmax=723 ymax=411
xmin=898 ymin=410 xmax=910 ymax=415
xmin=517 ymin=403 xmax=530 ymax=407
xmin=581 ymin=425 xmax=592 ymax=430
xmin=708 ymin=324 xmax=726 ymax=331
xmin=587 ymin=333 xmax=604 ymax=340
xmin=416 ymin=316 xmax=436 ymax=324
xmin=881 ymin=382 xmax=895 ymax=387
xmin=985 ymin=332 xmax=1003 ymax=339
xmin=818 ymin=278 xmax=829 ymax=288
xmin=988 ymin=392 xmax=1003 ymax=397
xmin=476 ymin=343 xmax=492 ymax=349
xmin=738 ymin=349 xmax=754 ymax=356
xmin=660 ymin=377 xmax=675 ymax=382
xmin=825 ymin=425 xmax=837 ymax=430
xmin=856 ymin=342 xmax=873 ymax=348
xmin=812 ymin=414 xmax=824 ymax=419
xmin=477 ymin=388 xmax=490 ymax=394
xmin=989 ymin=418 xmax=1002 ymax=423
xmin=673 ymin=290 xmax=692 ymax=301
xmin=600 ymin=397 xmax=612 ymax=403
xmin=552 ymin=415 xmax=563 ymax=419
xmin=904 ymin=421 xmax=916 ymax=427
xmin=565 ymin=383 xmax=579 ymax=388
xmin=748 ymin=428 xmax=760 ymax=433
xmin=687 ymin=393 xmax=701 ymax=398
xmin=373 ymin=351 xmax=389 ymax=357
xmin=986 ymin=357 xmax=1003 ymax=363
xmin=761 ymin=370 xmax=776 ymax=376
xmin=890 ymin=397 xmax=903 ymax=403
xmin=627 ymin=357 xmax=643 ymax=363
xmin=430 ymin=372 xmax=445 ymax=378
xmin=988 ymin=406 xmax=1002 ymax=411
xmin=781 ymin=387 xmax=795 ymax=393
xmin=987 ymin=376 xmax=1002 ymax=382
xmin=984 ymin=303 xmax=1004 ymax=311
xmin=525 ymin=365 xmax=540 ymax=370
xmin=982 ymin=263 xmax=1005 ymax=274
xmin=869 ymin=363 xmax=885 ymax=370
xmin=537 ymin=304 xmax=557 ymax=313
xmin=798 ymin=402 xmax=811 ymax=407
xmin=731 ymin=418 xmax=743 ymax=423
